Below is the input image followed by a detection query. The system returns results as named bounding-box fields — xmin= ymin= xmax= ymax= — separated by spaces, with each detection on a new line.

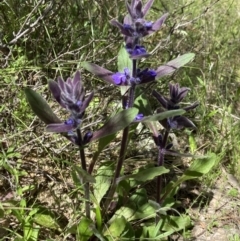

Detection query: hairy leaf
xmin=156 ymin=53 xmax=195 ymax=79
xmin=93 ymin=162 xmax=114 ymax=204
xmin=117 ymin=45 xmax=133 ymax=73
xmin=104 ymin=216 xmax=135 ymax=240
xmin=90 ymin=107 xmax=138 ymax=142
xmin=82 ymin=62 xmax=115 ymax=85
xmin=77 ymin=217 xmax=94 ymax=241
xmin=117 ymin=166 xmax=169 ymax=184
xmin=137 ymin=109 xmax=185 ymax=122
xmin=25 ymin=87 xmax=61 ymax=124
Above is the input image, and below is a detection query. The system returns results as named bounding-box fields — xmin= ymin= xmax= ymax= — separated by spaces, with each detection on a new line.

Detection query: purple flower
xmin=110 ymin=0 xmax=168 ymax=39
xmin=47 ymin=71 xmax=94 ymax=133
xmin=83 ymin=63 xmax=151 ymax=87
xmin=137 ymin=68 xmax=157 ymax=84
xmin=112 ymin=68 xmax=131 ymax=85
xmin=125 ymin=44 xmax=150 ymax=59
xmin=153 ymin=84 xmax=197 ymax=110
xmin=112 ymin=68 xmax=156 ymax=86
xmin=153 ymin=84 xmax=198 ymax=129
xmin=135 ymin=113 xmax=144 ymax=120
xmin=169 ymin=83 xmax=190 ymax=104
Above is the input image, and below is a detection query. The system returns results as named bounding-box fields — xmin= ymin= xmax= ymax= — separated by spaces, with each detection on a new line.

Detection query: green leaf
xmin=23 ymin=221 xmax=40 ymax=241
xmin=0 ymin=208 xmax=4 ymax=218
xmin=93 ymin=162 xmax=114 ymax=204
xmin=90 ymin=225 xmax=108 ymax=241
xmin=34 ymin=211 xmax=60 ymax=230
xmin=182 ymin=152 xmax=217 ymax=179
xmin=117 ymin=45 xmax=132 ymax=73
xmin=109 ymin=189 xmax=158 ymax=224
xmin=24 ymin=87 xmax=61 ymax=124
xmin=105 ymin=216 xmax=135 ymax=240
xmin=163 ymin=153 xmax=217 ymax=200
xmin=73 ymin=165 xmax=96 ymax=184
xmin=77 ymin=217 xmax=94 ymax=241
xmin=104 ymin=216 xmax=126 ymax=238
xmin=91 ymin=108 xmax=138 ymax=142
xmin=134 ymin=88 xmax=153 ymax=116
xmin=189 ymin=134 xmax=197 ymax=153
xmin=138 ymin=215 xmax=191 ymax=239
xmin=155 ymin=215 xmax=191 ymax=238
xmin=117 ymin=46 xmax=132 ymax=96
xmin=97 ymin=134 xmax=116 ymax=154
xmin=117 ymin=166 xmax=169 ymax=184
xmin=95 ymin=205 xmax=102 ymax=231
xmin=140 ymin=109 xmax=185 ymax=122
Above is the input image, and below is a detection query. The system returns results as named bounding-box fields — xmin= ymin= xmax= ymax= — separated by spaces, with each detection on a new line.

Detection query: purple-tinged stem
xmin=156 ymin=128 xmax=169 ymax=203
xmin=103 ymin=126 xmax=130 ymax=211
xmin=103 ymin=59 xmax=138 ymax=212
xmin=77 ymin=128 xmax=90 ymax=218
xmin=156 ymin=128 xmax=169 ymax=223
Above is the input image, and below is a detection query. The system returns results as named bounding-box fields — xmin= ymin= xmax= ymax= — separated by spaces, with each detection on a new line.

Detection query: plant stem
xmin=156 ymin=129 xmax=169 ymax=223
xmin=103 ymin=59 xmax=138 ymax=212
xmin=156 ymin=128 xmax=169 ymax=204
xmin=77 ymin=128 xmax=90 ymax=218
xmin=103 ymin=126 xmax=130 ymax=211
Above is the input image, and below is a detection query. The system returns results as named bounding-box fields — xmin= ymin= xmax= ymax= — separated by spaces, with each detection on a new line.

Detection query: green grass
xmin=1 ymin=0 xmax=240 ymax=240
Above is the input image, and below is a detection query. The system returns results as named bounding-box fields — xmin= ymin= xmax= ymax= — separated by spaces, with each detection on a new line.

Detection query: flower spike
xmin=48 ymin=71 xmax=93 ymax=133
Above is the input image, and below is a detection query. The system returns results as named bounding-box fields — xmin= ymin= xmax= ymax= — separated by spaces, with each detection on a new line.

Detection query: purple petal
xmin=142 ymin=0 xmax=154 ymax=16
xmin=65 ymin=82 xmax=72 ymax=95
xmin=128 ymin=45 xmax=151 ymax=59
xmin=83 ymin=131 xmax=93 ymax=144
xmin=61 ymin=93 xmax=74 ymax=107
xmin=169 ymin=116 xmax=196 ymax=129
xmin=81 ymin=91 xmax=94 ymax=114
xmin=112 ymin=73 xmax=125 ymax=85
xmin=73 ymin=81 xmax=84 ymax=103
xmin=152 ymin=90 xmax=168 ymax=109
xmin=169 ymin=83 xmax=179 ymax=100
xmin=135 ymin=113 xmax=144 ymax=121
xmin=66 ymin=77 xmax=72 ymax=87
xmin=48 ymin=80 xmax=66 ymax=108
xmin=126 ymin=2 xmax=133 ymax=18
xmin=169 ymin=83 xmax=175 ymax=99
xmin=132 ymin=45 xmax=147 ymax=55
xmin=111 ymin=20 xmax=135 ymax=37
xmin=144 ymin=21 xmax=153 ymax=30
xmin=46 ymin=123 xmax=74 ymax=133
xmin=131 ymin=53 xmax=151 ymax=60
xmin=57 ymin=76 xmax=66 ymax=92
xmin=73 ymin=71 xmax=81 ymax=86
xmin=176 ymin=87 xmax=190 ymax=102
xmin=135 ymin=0 xmax=143 ymax=18
xmin=124 ymin=14 xmax=133 ymax=25
xmin=184 ymin=101 xmax=199 ymax=111
xmin=112 ymin=72 xmax=128 ymax=85
xmin=130 ymin=0 xmax=136 ymax=11
xmin=137 ymin=68 xmax=156 ymax=84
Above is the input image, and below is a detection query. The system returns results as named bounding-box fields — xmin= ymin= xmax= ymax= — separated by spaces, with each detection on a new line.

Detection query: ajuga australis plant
xmin=25 ymin=0 xmax=217 ymax=240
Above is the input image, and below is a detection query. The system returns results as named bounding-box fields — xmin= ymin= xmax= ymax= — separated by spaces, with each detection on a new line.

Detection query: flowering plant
xmin=25 ymin=0 xmax=216 ymax=239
